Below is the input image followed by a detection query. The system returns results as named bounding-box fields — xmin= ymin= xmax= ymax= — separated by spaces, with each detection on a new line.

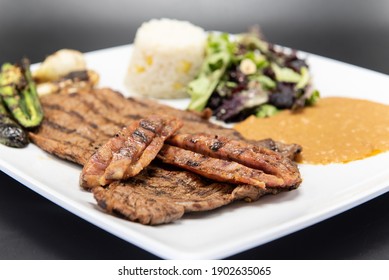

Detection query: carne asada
xmin=80 ymin=115 xmax=182 ymax=189
xmin=92 ymin=164 xmax=285 ymax=225
xmin=167 ymin=133 xmax=301 ymax=188
xmin=29 ymin=88 xmax=302 ymax=165
xmin=28 ymin=88 xmax=303 ymax=225
xmin=158 ymin=144 xmax=285 ymax=188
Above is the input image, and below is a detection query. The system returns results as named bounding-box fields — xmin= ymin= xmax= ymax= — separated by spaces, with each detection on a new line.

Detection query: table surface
xmin=1 ymin=0 xmax=389 ymax=260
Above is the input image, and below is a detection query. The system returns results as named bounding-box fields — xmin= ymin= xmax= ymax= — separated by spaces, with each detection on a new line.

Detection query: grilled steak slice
xmin=167 ymin=133 xmax=301 ymax=188
xmin=80 ymin=115 xmax=182 ymax=189
xmin=29 ymin=88 xmax=301 ymax=165
xmin=158 ymin=145 xmax=287 ymax=189
xmin=92 ymin=165 xmax=280 ymax=225
xmin=252 ymin=138 xmax=302 ymax=160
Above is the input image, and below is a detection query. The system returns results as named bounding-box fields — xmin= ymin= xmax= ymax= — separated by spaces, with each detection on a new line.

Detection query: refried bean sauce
xmin=234 ymin=97 xmax=389 ymax=164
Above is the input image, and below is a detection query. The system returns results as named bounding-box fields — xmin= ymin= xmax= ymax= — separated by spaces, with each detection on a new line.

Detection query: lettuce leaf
xmin=187 ymin=33 xmax=234 ymax=111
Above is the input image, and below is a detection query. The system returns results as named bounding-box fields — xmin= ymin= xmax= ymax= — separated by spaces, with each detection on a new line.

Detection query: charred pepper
xmin=0 ymin=97 xmax=28 ymax=148
xmin=0 ymin=58 xmax=44 ymax=128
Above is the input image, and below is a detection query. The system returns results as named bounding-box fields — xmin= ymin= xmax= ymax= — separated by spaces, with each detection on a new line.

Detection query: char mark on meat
xmin=168 ymin=133 xmax=302 ymax=188
xmin=158 ymin=145 xmax=287 ymax=189
xmin=251 ymin=138 xmax=302 ymax=160
xmin=80 ymin=115 xmax=182 ymax=190
xmin=29 ymin=132 xmax=95 ymax=165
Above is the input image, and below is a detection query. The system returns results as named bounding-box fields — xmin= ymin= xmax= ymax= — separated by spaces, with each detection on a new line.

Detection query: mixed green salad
xmin=187 ymin=31 xmax=320 ymax=122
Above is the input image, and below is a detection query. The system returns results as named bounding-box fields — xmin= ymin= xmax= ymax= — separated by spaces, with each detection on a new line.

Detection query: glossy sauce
xmin=235 ymin=97 xmax=389 ymax=164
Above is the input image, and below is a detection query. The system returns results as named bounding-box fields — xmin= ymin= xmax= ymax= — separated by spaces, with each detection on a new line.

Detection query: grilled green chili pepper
xmin=0 ymin=58 xmax=43 ymax=128
xmin=0 ymin=97 xmax=28 ymax=148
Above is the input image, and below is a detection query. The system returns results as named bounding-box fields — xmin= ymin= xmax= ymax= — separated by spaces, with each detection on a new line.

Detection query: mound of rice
xmin=125 ymin=19 xmax=206 ymax=99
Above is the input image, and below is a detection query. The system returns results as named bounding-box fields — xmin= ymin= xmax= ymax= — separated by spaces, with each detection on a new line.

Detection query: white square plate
xmin=1 ymin=45 xmax=389 ymax=259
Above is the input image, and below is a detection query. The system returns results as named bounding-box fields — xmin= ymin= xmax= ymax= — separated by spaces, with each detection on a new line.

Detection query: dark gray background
xmin=1 ymin=0 xmax=389 ymax=259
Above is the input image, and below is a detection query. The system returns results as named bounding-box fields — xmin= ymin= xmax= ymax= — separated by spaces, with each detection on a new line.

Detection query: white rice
xmin=125 ymin=18 xmax=206 ymax=99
